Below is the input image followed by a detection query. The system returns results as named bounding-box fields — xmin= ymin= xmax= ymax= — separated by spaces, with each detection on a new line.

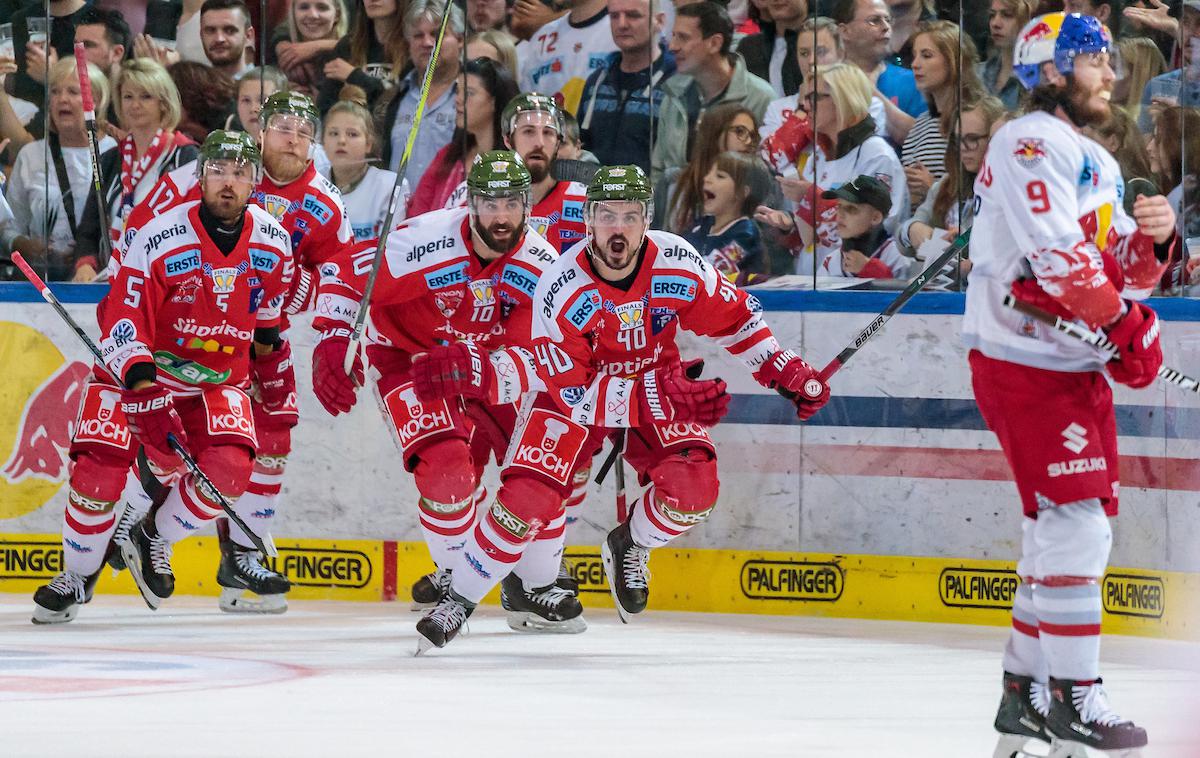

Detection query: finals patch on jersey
xmin=604 ymin=296 xmax=648 ymax=331
xmin=1013 ymin=138 xmax=1046 ymax=168
xmin=203 ymin=261 xmax=249 ymax=294
xmin=258 ymin=192 xmax=299 ymax=221
xmin=469 ymin=277 xmax=497 ymax=307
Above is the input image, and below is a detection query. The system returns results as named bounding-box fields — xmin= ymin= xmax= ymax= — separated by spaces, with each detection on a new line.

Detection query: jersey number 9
xmin=1026 ymin=180 xmax=1051 ymax=214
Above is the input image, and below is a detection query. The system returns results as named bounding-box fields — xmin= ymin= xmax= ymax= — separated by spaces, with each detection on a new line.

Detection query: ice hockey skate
xmin=994 ymin=672 xmax=1052 ymax=757
xmin=555 ymin=556 xmax=579 ymax=595
xmin=500 ymin=573 xmax=586 ymax=633
xmin=1043 ymin=678 xmax=1147 ymax=757
xmin=119 ymin=516 xmax=174 ymax=610
xmin=415 ymin=590 xmax=476 ymax=655
xmin=410 ymin=568 xmax=451 ymax=611
xmin=31 ymin=569 xmax=101 ymax=624
xmin=217 ymin=541 xmax=291 ymax=614
xmin=601 ymin=520 xmax=650 ymax=623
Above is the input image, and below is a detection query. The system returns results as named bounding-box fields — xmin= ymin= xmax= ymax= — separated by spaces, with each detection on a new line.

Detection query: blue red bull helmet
xmin=1014 ymin=12 xmax=1115 ymax=90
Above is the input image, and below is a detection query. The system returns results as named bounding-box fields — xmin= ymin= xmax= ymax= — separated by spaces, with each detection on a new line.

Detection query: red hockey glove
xmin=755 ymin=350 xmax=830 ymax=421
xmin=1103 ymin=301 xmax=1162 ymax=388
xmin=312 ymin=329 xmax=363 ymax=416
xmin=1010 ymin=278 xmax=1075 ymax=322
xmin=637 ymin=362 xmax=730 ymax=426
xmin=252 ymin=341 xmax=298 ymax=428
xmin=120 ymin=384 xmax=186 ymax=468
xmin=411 ymin=341 xmax=492 ymax=403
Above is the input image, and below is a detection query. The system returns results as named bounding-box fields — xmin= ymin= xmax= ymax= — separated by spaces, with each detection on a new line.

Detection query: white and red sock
xmin=1003 ymin=581 xmax=1048 ymax=680
xmin=513 ymin=512 xmax=566 ymax=589
xmin=154 ymin=476 xmax=224 ymax=544
xmin=419 ymin=483 xmax=485 ymax=569
xmin=61 ymin=488 xmax=119 ymax=576
xmin=629 ymin=487 xmax=689 ymax=548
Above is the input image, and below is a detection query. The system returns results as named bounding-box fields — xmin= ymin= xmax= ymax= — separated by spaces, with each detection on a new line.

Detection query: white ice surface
xmin=1 ymin=595 xmax=1197 ymax=757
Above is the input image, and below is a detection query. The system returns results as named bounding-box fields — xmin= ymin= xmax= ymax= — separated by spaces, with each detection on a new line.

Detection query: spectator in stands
xmin=885 ymin=0 xmax=935 ymax=67
xmin=1150 ymin=105 xmax=1200 ymax=240
xmin=1114 ymin=36 xmax=1166 ymax=126
xmin=171 ymin=0 xmax=211 ymax=65
xmin=898 ymin=94 xmax=1004 ymax=281
xmin=1136 ymin=1 xmax=1200 ymax=131
xmin=1083 ymin=107 xmax=1155 ymax=216
xmin=269 ymin=0 xmax=348 ymax=97
xmin=517 ymin=0 xmax=617 ymax=115
xmin=1063 ymin=0 xmax=1121 ymax=38
xmin=318 ymin=0 xmax=407 ymax=113
xmin=653 ymin=2 xmax=775 ymax=183
xmin=685 ymin=149 xmax=775 ymax=283
xmin=408 ymin=56 xmax=518 ymax=215
xmin=73 ymin=58 xmax=198 ymax=281
xmin=466 ymin=30 xmax=520 ymax=77
xmin=226 ymin=66 xmax=290 ymax=132
xmin=1 ymin=59 xmax=114 ymax=282
xmin=977 ymin=0 xmax=1036 ymax=110
xmin=170 ymin=60 xmax=237 ymax=142
xmin=201 ymin=0 xmax=256 ymax=80
xmin=657 ymin=102 xmax=761 ymax=233
xmin=736 ymin=0 xmax=808 ymax=97
xmin=579 ymin=0 xmax=677 ymax=174
xmin=755 ymin=62 xmax=907 ymax=274
xmin=322 ymin=100 xmax=399 ymax=240
xmin=558 ymin=111 xmax=600 ymax=162
xmin=834 ymin=0 xmax=927 ymax=118
xmin=821 ymin=174 xmax=908 ymax=277
xmin=468 ymin=0 xmax=512 ymax=33
xmin=377 ymin=0 xmax=464 ymax=187
xmin=9 ymin=0 xmax=91 ymax=109
xmin=901 ymin=20 xmax=983 ymax=208
xmin=511 ymin=0 xmax=567 ymax=42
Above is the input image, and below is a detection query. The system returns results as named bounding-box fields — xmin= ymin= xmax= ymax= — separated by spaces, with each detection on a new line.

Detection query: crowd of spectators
xmin=1 ymin=0 xmax=1198 ymax=292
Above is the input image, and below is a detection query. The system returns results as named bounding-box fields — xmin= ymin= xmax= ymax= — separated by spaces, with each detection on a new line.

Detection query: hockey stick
xmin=614 ymin=436 xmax=628 ymax=522
xmin=551 ymin=158 xmax=601 ymax=185
xmin=73 ymin=44 xmax=113 ymax=268
xmin=10 ymin=252 xmax=276 ymax=555
xmin=1003 ymin=295 xmax=1200 ymax=393
xmin=343 ymin=0 xmax=458 ymax=373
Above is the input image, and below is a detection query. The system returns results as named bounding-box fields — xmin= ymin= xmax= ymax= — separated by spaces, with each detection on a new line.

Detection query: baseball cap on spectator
xmin=821 ymin=175 xmax=892 ymax=216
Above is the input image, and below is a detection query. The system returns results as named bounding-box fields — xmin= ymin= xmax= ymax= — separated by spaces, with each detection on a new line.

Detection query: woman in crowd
xmin=170 ymin=61 xmax=236 ymax=143
xmin=1083 ymin=106 xmax=1154 ymax=191
xmin=406 ymin=56 xmax=516 ymax=216
xmin=465 ymin=29 xmax=519 ymax=79
xmin=898 ymin=95 xmax=1005 ymax=287
xmin=270 ymin=0 xmax=349 ymax=97
xmin=322 ymin=99 xmax=400 ymax=240
xmin=318 ymin=0 xmax=407 ymax=113
xmin=902 ymin=20 xmax=984 ymax=210
xmin=685 ymin=150 xmax=774 ymax=284
xmin=74 ymin=59 xmax=199 ymax=281
xmin=977 ymin=0 xmax=1036 ymax=110
xmin=226 ymin=66 xmax=291 ymax=133
xmin=656 ymin=103 xmax=761 ymax=235
xmin=755 ymin=62 xmax=908 ymax=275
xmin=1 ymin=59 xmax=114 ymax=282
xmin=1113 ymin=36 xmax=1167 ymax=127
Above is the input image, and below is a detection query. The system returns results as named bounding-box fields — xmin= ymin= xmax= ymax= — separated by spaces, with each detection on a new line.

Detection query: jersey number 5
xmin=1026 ymin=180 xmax=1051 ymax=214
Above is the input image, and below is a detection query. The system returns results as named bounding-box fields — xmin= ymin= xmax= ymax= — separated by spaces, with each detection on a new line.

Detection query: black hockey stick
xmin=1003 ymin=295 xmax=1200 ymax=393
xmin=552 ymin=158 xmax=601 ymax=185
xmin=11 ymin=252 xmax=276 ymax=555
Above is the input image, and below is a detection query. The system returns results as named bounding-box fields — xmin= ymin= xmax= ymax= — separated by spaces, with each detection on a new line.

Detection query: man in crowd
xmin=578 ymin=0 xmax=677 ymax=173
xmin=467 ymin=0 xmax=512 ymax=32
xmin=517 ymin=0 xmax=618 ymax=115
xmin=200 ymin=0 xmax=255 ymax=81
xmin=736 ymin=0 xmax=808 ymax=97
xmin=835 ymin=0 xmax=926 ymax=117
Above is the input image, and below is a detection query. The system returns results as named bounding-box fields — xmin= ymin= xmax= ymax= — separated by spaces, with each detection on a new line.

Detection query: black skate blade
xmin=120 ymin=541 xmax=162 ymax=611
xmin=599 ymin=540 xmax=630 ymax=624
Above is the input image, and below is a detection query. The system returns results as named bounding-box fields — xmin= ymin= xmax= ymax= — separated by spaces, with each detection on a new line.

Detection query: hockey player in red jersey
xmin=112 ymin=92 xmax=356 ymax=613
xmin=967 ymin=13 xmax=1175 ymax=757
xmin=310 ymin=151 xmax=587 ymax=632
xmin=31 ymin=132 xmax=294 ymax=621
xmin=406 ymin=165 xmax=830 ymax=651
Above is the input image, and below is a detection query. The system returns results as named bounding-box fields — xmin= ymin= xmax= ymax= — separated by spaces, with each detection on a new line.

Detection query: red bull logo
xmin=1022 ymin=20 xmax=1054 ymax=43
xmin=1013 ymin=138 xmax=1047 ymax=168
xmin=0 ymin=321 xmax=90 ymax=518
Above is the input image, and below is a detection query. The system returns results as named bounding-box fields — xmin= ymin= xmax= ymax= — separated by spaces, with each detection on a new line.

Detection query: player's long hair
xmin=667 ymin=103 xmax=758 ymax=234
xmin=910 ymin=21 xmax=985 ymax=134
xmin=932 ymin=95 xmax=1005 ymax=224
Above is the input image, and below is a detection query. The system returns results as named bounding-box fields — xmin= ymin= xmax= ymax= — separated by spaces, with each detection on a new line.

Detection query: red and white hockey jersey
xmin=964 ymin=110 xmax=1169 ymax=372
xmin=99 ymin=201 xmax=293 ymax=393
xmin=486 ymin=231 xmax=782 ymax=428
xmin=314 ymin=206 xmax=558 ymax=354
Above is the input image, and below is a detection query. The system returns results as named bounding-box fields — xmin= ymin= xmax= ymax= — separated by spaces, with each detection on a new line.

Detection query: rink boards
xmin=0 ymin=286 xmax=1198 ymax=639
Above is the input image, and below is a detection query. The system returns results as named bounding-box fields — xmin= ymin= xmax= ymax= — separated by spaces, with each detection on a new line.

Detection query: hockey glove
xmin=121 ymin=384 xmax=186 ymax=469
xmin=251 ymin=341 xmax=298 ymax=428
xmin=411 ymin=341 xmax=492 ymax=403
xmin=755 ymin=350 xmax=831 ymax=422
xmin=312 ymin=329 xmax=363 ymax=416
xmin=1103 ymin=301 xmax=1162 ymax=389
xmin=637 ymin=362 xmax=730 ymax=426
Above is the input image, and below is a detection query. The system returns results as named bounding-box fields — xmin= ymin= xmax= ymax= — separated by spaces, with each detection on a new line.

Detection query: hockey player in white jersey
xmin=965 ymin=13 xmax=1175 ymax=758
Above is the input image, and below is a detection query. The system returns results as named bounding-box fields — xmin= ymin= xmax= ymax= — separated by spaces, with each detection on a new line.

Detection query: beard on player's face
xmin=473 ymin=213 xmax=522 ymax=254
xmin=1066 ymin=78 xmax=1111 ymax=127
xmin=591 ymin=229 xmax=644 ymax=274
xmin=202 ymin=181 xmax=250 ymax=224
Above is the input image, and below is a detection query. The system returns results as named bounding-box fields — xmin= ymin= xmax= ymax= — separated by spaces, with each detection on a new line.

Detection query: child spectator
xmin=685 ymin=150 xmax=774 ymax=283
xmin=557 ymin=111 xmax=600 ymax=164
xmin=322 ymin=99 xmax=400 ymax=240
xmin=820 ymin=174 xmax=909 ymax=278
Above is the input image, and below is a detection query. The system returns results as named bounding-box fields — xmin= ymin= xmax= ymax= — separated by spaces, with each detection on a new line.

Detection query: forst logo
xmin=1102 ymin=573 xmax=1164 ymax=619
xmin=740 ymin=560 xmax=843 ymax=601
xmin=265 ymin=547 xmax=373 ymax=588
xmin=0 ymin=321 xmax=90 ymax=518
xmin=938 ymin=567 xmax=1019 ymax=609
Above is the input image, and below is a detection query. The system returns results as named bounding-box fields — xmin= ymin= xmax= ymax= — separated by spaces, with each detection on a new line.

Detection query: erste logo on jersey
xmin=383 ymin=384 xmax=455 ymax=448
xmin=651 ymin=275 xmax=697 ymax=302
xmin=502 ymin=264 xmax=538 ymax=298
xmin=510 ymin=409 xmax=587 ymax=486
xmin=165 ymin=249 xmax=201 ymax=277
xmin=565 ymin=288 xmax=602 ymax=328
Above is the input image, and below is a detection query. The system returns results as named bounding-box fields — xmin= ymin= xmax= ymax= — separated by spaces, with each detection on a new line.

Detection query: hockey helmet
xmin=584 ymin=164 xmax=654 ymax=233
xmin=197 ymin=130 xmax=262 ymax=180
xmin=259 ymin=91 xmax=321 ymax=136
xmin=501 ymin=92 xmax=563 ymax=138
xmin=1013 ymin=13 xmax=1116 ymax=90
xmin=467 ymin=150 xmax=532 ymax=198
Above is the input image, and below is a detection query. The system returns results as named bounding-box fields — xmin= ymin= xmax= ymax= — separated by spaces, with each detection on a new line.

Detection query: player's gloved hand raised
xmin=755 ymin=349 xmax=830 ymax=421
xmin=1103 ymin=301 xmax=1162 ymax=388
xmin=252 ymin=341 xmax=298 ymax=427
xmin=312 ymin=329 xmax=363 ymax=416
xmin=411 ymin=341 xmax=492 ymax=403
xmin=120 ymin=383 xmax=186 ymax=469
xmin=637 ymin=362 xmax=730 ymax=426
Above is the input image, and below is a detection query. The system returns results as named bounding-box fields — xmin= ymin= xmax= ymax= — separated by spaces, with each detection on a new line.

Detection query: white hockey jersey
xmin=517 ymin=10 xmax=617 ymax=115
xmin=336 ymin=165 xmax=402 ymax=241
xmin=963 ymin=110 xmax=1162 ymax=373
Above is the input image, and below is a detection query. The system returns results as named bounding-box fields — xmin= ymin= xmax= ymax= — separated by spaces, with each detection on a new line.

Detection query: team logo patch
xmin=434 ymin=291 xmax=464 ymax=316
xmin=508 ymin=409 xmax=587 ymax=487
xmin=383 ymin=384 xmax=455 ymax=450
xmin=203 ymin=261 xmax=249 ymax=294
xmin=1013 ymin=138 xmax=1046 ymax=168
xmin=171 ymin=276 xmax=203 ymax=304
xmin=650 ymin=275 xmax=697 ymax=302
xmin=164 ymin=249 xmax=200 ymax=276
